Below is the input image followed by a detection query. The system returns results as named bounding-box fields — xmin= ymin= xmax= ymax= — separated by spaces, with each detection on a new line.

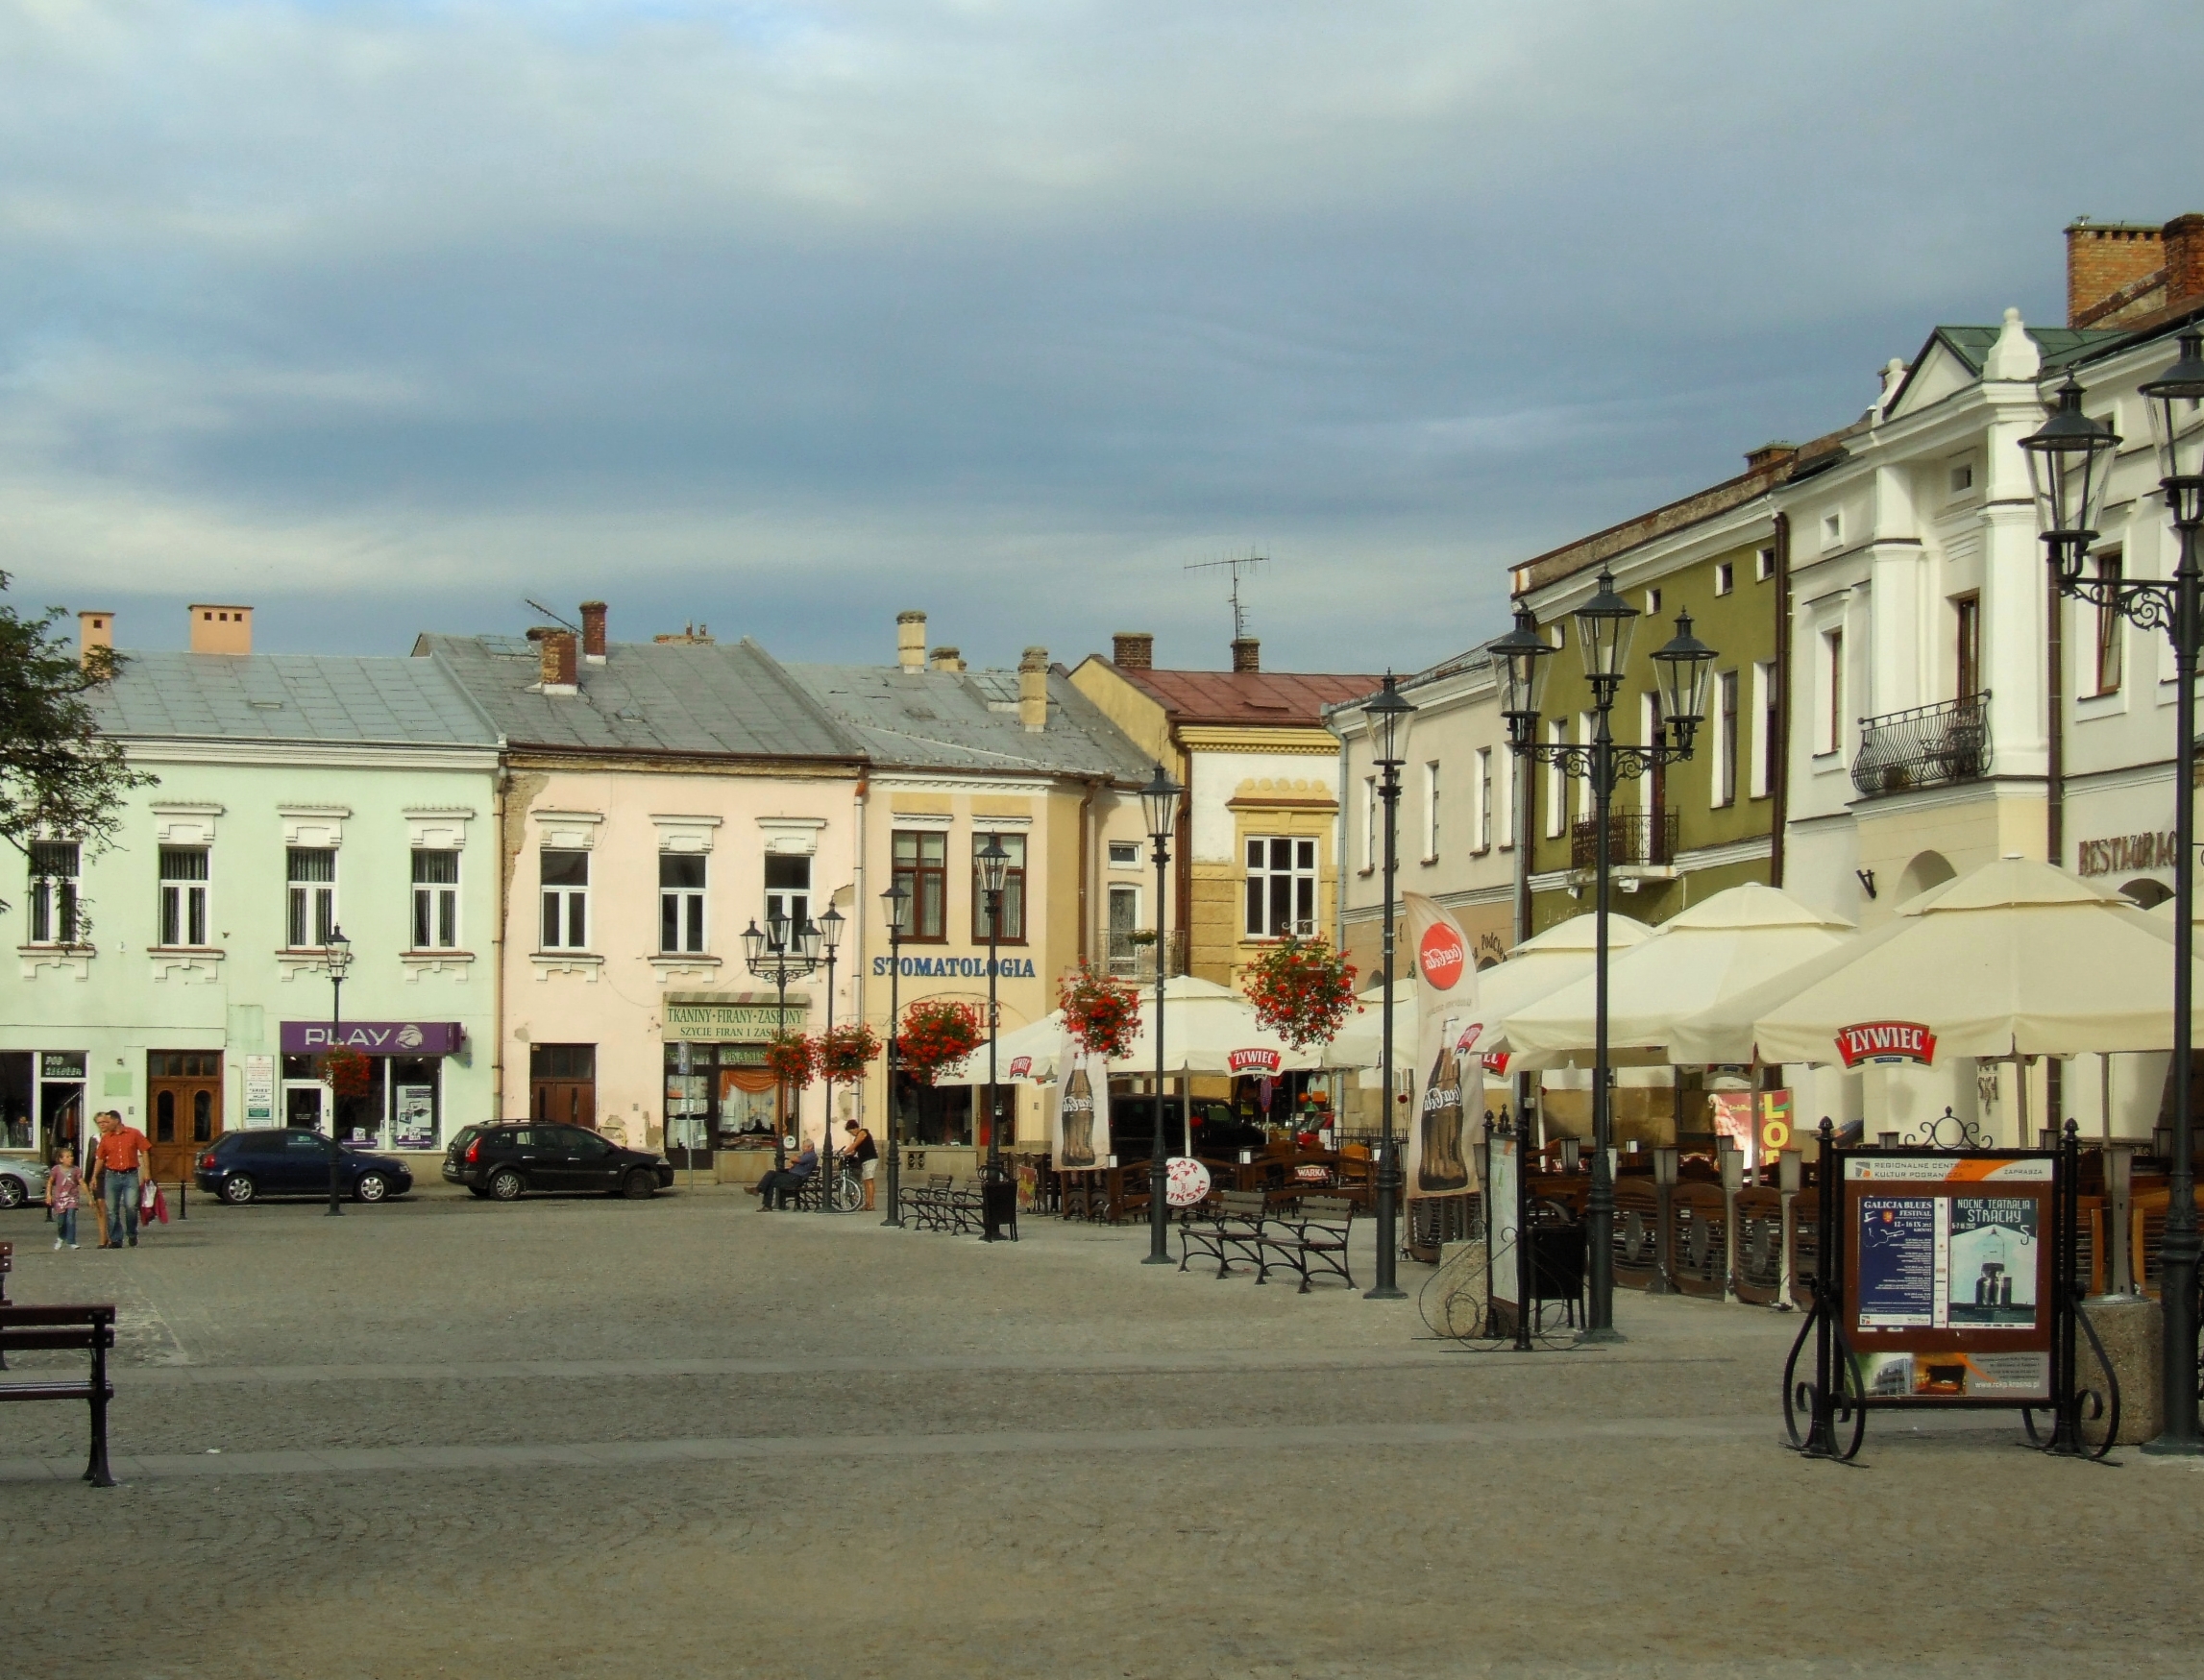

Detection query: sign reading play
xmin=1834 ymin=1020 xmax=1938 ymax=1069
xmin=282 ymin=1020 xmax=464 ymax=1057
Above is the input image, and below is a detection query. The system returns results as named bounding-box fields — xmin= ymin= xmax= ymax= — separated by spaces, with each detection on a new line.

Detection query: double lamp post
xmin=742 ymin=901 xmax=842 ymax=1195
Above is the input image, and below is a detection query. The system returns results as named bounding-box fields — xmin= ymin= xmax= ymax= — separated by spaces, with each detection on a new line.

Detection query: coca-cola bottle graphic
xmin=1060 ymin=1065 xmax=1096 ymax=1168
xmin=1417 ymin=1047 xmax=1470 ymax=1192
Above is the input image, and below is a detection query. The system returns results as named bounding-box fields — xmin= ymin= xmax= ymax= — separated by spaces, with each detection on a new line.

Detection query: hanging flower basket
xmin=764 ymin=1032 xmax=817 ymax=1089
xmin=896 ymin=998 xmax=984 ymax=1086
xmin=816 ymin=1022 xmax=882 ymax=1081
xmin=1057 ymin=962 xmax=1141 ymax=1060
xmin=1242 ymin=934 xmax=1359 ymax=1051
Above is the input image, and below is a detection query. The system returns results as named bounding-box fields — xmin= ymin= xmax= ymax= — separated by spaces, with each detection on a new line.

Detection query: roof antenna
xmin=1185 ymin=552 xmax=1266 ymax=642
xmin=525 ymin=599 xmax=579 ymax=631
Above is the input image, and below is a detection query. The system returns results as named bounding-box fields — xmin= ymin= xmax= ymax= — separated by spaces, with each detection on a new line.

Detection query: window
xmin=1422 ymin=762 xmax=1440 ymax=861
xmin=1497 ymin=748 xmax=1514 ymax=851
xmin=1106 ymin=884 xmax=1139 ymax=976
xmin=540 ymin=849 xmax=589 ymax=950
xmin=1107 ymin=840 xmax=1141 ymax=867
xmin=1751 ymin=662 xmax=1777 ymax=800
xmin=1543 ymin=721 xmax=1565 ymax=838
xmin=28 ymin=841 xmax=79 ymax=944
xmin=659 ymin=854 xmax=706 ymax=953
xmin=1714 ymin=670 xmax=1738 ymax=807
xmin=159 ymin=846 xmax=208 ymax=946
xmin=1714 ymin=562 xmax=1733 ymax=597
xmin=764 ymin=853 xmax=811 ymax=932
xmin=1948 ymin=461 xmax=1975 ymax=495
xmin=1822 ymin=629 xmax=1846 ymax=755
xmin=1244 ymin=836 xmax=1317 ymax=938
xmin=286 ymin=847 xmax=336 ymax=948
xmin=1823 ymin=512 xmax=1843 ymax=548
xmin=1644 ymin=588 xmax=1662 ymax=617
xmin=1361 ymin=777 xmax=1377 ymax=872
xmin=1755 ymin=547 xmax=1775 ymax=582
xmin=2092 ymin=552 xmax=2123 ymax=696
xmin=892 ymin=831 xmax=946 ymax=941
xmin=970 ymin=832 xmax=1027 ymax=943
xmin=1954 ymin=595 xmax=1981 ymax=700
xmin=411 ymin=850 xmax=458 ymax=950
xmin=1474 ymin=748 xmax=1493 ymax=853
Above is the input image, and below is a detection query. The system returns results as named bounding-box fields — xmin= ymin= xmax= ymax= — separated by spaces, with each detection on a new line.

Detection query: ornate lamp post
xmin=743 ymin=909 xmax=822 ymax=1178
xmin=1364 ymin=673 xmax=1415 ymax=1301
xmin=1139 ymin=764 xmax=1184 ymax=1265
xmin=2021 ymin=330 xmax=2204 ymax=1452
xmin=815 ymin=902 xmax=845 ymax=1211
xmin=1489 ymin=574 xmax=1717 ymax=1340
xmin=977 ymin=832 xmax=1012 ymax=1191
xmin=322 ymin=925 xmax=353 ymax=1217
xmin=879 ymin=877 xmax=913 ymax=1227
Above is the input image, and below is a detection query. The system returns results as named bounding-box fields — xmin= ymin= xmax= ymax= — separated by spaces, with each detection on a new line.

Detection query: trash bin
xmin=981 ymin=1179 xmax=1018 ymax=1242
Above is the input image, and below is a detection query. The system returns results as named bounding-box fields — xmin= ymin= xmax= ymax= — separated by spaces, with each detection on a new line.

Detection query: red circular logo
xmin=1418 ymin=923 xmax=1465 ymax=991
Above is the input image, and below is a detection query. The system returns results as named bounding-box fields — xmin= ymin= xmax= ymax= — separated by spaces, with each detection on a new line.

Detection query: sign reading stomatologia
xmin=1418 ymin=922 xmax=1465 ymax=991
xmin=1834 ymin=1021 xmax=1938 ymax=1069
xmin=1227 ymin=1048 xmax=1283 ymax=1074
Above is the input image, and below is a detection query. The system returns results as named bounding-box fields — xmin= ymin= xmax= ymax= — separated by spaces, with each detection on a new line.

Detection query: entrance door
xmin=147 ymin=1051 xmax=223 ymax=1181
xmin=283 ymin=1083 xmax=328 ymax=1132
xmin=529 ymin=1043 xmax=597 ymax=1131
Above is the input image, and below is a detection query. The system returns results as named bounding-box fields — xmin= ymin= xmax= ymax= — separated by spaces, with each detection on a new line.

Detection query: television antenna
xmin=1185 ymin=553 xmax=1266 ymax=641
xmin=524 ymin=599 xmax=579 ymax=632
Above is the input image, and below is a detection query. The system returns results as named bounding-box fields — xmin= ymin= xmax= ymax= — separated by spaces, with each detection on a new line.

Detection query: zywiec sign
xmin=1227 ymin=1048 xmax=1283 ymax=1075
xmin=1008 ymin=1056 xmax=1033 ymax=1079
xmin=1418 ymin=922 xmax=1466 ymax=991
xmin=1480 ymin=1050 xmax=1511 ymax=1076
xmin=1834 ymin=1021 xmax=1938 ymax=1069
xmin=282 ymin=1021 xmax=463 ymax=1057
xmin=1454 ymin=1022 xmax=1484 ymax=1055
xmin=2076 ymin=830 xmax=2178 ymax=878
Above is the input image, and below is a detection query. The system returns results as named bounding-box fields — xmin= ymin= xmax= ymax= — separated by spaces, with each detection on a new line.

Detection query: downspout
xmin=1770 ymin=510 xmax=1793 ymax=888
xmin=852 ymin=774 xmax=868 ymax=1132
xmin=2046 ymin=551 xmax=2065 ymax=1127
xmin=491 ymin=766 xmax=509 ymax=1120
xmin=1334 ymin=721 xmax=1349 ymax=953
xmin=1077 ymin=777 xmax=1096 ymax=968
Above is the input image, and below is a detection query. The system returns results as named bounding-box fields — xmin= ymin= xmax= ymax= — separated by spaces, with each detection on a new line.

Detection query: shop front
xmin=278 ymin=1020 xmax=466 ymax=1154
xmin=662 ymin=996 xmax=813 ymax=1179
xmin=0 ymin=1050 xmax=88 ymax=1162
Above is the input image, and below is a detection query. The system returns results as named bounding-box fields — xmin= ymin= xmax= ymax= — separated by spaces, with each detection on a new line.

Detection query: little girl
xmin=47 ymin=1144 xmax=81 ymax=1251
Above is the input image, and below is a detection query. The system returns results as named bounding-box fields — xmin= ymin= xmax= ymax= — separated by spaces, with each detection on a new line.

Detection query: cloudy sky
xmin=3 ymin=1 xmax=2201 ymax=673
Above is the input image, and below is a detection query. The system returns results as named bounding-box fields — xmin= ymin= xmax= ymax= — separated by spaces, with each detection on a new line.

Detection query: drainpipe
xmin=2046 ymin=560 xmax=2066 ymax=1125
xmin=1334 ymin=722 xmax=1350 ymax=954
xmin=1077 ymin=778 xmax=1097 ymax=968
xmin=852 ymin=774 xmax=868 ymax=1132
xmin=491 ymin=767 xmax=508 ymax=1120
xmin=1770 ymin=511 xmax=1793 ymax=889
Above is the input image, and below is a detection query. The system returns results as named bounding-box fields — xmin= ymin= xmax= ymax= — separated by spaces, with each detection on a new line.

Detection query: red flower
xmin=816 ymin=1022 xmax=882 ymax=1081
xmin=317 ymin=1050 xmax=375 ymax=1100
xmin=896 ymin=998 xmax=984 ymax=1086
xmin=765 ymin=1032 xmax=816 ymax=1088
xmin=1242 ymin=934 xmax=1359 ymax=1050
xmin=1057 ymin=962 xmax=1141 ymax=1060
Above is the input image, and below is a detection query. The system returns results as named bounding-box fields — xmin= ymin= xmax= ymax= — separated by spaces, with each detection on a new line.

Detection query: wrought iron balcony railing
xmin=1849 ymin=691 xmax=1992 ymax=799
xmin=1107 ymin=928 xmax=1188 ymax=981
xmin=1570 ymin=808 xmax=1679 ymax=872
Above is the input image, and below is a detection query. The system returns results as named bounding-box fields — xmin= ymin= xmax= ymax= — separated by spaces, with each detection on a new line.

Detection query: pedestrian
xmin=755 ymin=1139 xmax=818 ymax=1210
xmin=83 ymin=1119 xmax=110 ymax=1249
xmin=841 ymin=1119 xmax=879 ymax=1211
xmin=46 ymin=1143 xmax=83 ymax=1251
xmin=91 ymin=1109 xmax=151 ymax=1249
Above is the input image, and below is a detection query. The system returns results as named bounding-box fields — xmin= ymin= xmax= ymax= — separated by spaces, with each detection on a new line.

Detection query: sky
xmin=3 ymin=0 xmax=2202 ymax=675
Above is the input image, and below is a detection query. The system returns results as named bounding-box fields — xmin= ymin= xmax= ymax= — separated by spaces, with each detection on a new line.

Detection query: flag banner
xmin=1403 ymin=890 xmax=1480 ymax=1198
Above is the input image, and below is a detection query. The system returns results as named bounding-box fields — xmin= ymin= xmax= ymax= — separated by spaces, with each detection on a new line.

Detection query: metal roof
xmin=1114 ymin=667 xmax=1384 ymax=728
xmin=90 ymin=650 xmax=498 ymax=746
xmin=788 ymin=663 xmax=1151 ymax=780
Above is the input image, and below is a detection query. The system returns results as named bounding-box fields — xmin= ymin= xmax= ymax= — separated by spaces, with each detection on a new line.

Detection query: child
xmin=47 ymin=1144 xmax=82 ymax=1251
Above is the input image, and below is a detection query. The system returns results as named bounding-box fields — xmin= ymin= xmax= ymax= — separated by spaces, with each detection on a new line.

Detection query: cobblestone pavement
xmin=3 ymin=1184 xmax=2201 ymax=1679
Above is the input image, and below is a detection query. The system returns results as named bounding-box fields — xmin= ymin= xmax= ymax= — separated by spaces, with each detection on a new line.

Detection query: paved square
xmin=3 ymin=1186 xmax=2200 ymax=1678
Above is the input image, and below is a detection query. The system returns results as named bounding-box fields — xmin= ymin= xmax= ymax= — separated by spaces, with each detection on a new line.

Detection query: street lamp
xmin=322 ymin=925 xmax=353 ymax=1218
xmin=743 ymin=910 xmax=822 ymax=1181
xmin=1364 ymin=673 xmax=1416 ymax=1301
xmin=976 ymin=832 xmax=1012 ymax=1199
xmin=1491 ymin=576 xmax=1717 ymax=1341
xmin=1139 ymin=763 xmax=1183 ymax=1265
xmin=880 ymin=877 xmax=912 ymax=1227
xmin=816 ymin=901 xmax=845 ymax=1212
xmin=2023 ymin=330 xmax=2204 ymax=1453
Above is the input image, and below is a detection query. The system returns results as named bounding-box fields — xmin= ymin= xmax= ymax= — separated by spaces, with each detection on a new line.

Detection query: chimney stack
xmin=188 ymin=604 xmax=253 ymax=655
xmin=1744 ymin=441 xmax=1799 ymax=475
xmin=897 ymin=610 xmax=927 ymax=674
xmin=2066 ymin=219 xmax=2169 ymax=328
xmin=2165 ymin=213 xmax=2204 ymax=315
xmin=929 ymin=645 xmax=964 ymax=672
xmin=1112 ymin=631 xmax=1154 ymax=670
xmin=1231 ymin=637 xmax=1261 ymax=674
xmin=78 ymin=610 xmax=114 ymax=667
xmin=579 ymin=600 xmax=608 ymax=664
xmin=529 ymin=627 xmax=578 ymax=694
xmin=1018 ymin=646 xmax=1049 ymax=733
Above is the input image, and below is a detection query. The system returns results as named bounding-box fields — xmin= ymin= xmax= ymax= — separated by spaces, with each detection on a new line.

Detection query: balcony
xmin=1571 ymin=809 xmax=1679 ymax=872
xmin=1107 ymin=928 xmax=1188 ymax=982
xmin=1850 ymin=692 xmax=1992 ymax=799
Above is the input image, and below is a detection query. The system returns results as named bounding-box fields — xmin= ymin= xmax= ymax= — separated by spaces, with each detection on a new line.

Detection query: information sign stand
xmin=1784 ymin=1117 xmax=2118 ymax=1462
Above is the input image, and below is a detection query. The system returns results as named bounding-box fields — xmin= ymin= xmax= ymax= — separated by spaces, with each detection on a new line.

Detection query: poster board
xmin=1486 ymin=1129 xmax=1520 ymax=1319
xmin=1842 ymin=1152 xmax=2054 ymax=1404
xmin=1404 ymin=891 xmax=1479 ymax=1197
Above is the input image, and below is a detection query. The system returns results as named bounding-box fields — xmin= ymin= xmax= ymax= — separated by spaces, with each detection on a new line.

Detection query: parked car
xmin=196 ymin=1129 xmax=414 ymax=1205
xmin=443 ymin=1122 xmax=673 ymax=1201
xmin=0 ymin=1157 xmax=52 ymax=1209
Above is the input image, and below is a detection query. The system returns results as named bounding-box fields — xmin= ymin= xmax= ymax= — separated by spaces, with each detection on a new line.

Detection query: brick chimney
xmin=188 ymin=604 xmax=253 ymax=655
xmin=1744 ymin=441 xmax=1799 ymax=475
xmin=78 ymin=610 xmax=114 ymax=667
xmin=2067 ymin=220 xmax=2167 ymax=328
xmin=1018 ymin=646 xmax=1049 ymax=732
xmin=897 ymin=610 xmax=927 ymax=673
xmin=1231 ymin=636 xmax=1260 ymax=674
xmin=578 ymin=600 xmax=608 ymax=664
xmin=929 ymin=645 xmax=964 ymax=672
xmin=2166 ymin=214 xmax=2204 ymax=314
xmin=529 ymin=627 xmax=578 ymax=694
xmin=1112 ymin=631 xmax=1154 ymax=670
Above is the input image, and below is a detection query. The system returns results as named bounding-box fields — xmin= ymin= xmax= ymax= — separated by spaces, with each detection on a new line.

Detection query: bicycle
xmin=791 ymin=1165 xmax=864 ymax=1213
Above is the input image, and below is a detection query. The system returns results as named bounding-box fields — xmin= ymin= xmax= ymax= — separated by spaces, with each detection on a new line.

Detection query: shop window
xmin=0 ymin=1053 xmax=30 ymax=1151
xmin=286 ymin=847 xmax=337 ymax=948
xmin=159 ymin=846 xmax=208 ymax=947
xmin=970 ymin=833 xmax=1026 ymax=943
xmin=660 ymin=853 xmax=707 ymax=953
xmin=765 ymin=854 xmax=811 ymax=933
xmin=412 ymin=849 xmax=459 ymax=949
xmin=892 ymin=831 xmax=946 ymax=941
xmin=388 ymin=1057 xmax=442 ymax=1149
xmin=28 ymin=841 xmax=80 ymax=944
xmin=1244 ymin=836 xmax=1317 ymax=938
xmin=540 ymin=850 xmax=589 ymax=950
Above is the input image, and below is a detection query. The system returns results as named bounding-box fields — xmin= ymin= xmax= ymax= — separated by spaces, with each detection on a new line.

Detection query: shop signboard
xmin=281 ymin=1021 xmax=463 ymax=1056
xmin=243 ymin=1056 xmax=276 ymax=1124
xmin=663 ymin=1004 xmax=797 ymax=1042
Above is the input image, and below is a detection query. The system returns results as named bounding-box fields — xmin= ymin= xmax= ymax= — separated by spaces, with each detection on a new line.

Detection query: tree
xmin=0 ymin=575 xmax=153 ymax=911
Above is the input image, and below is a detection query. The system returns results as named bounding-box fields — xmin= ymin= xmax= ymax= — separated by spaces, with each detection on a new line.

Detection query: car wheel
xmin=622 ymin=1169 xmax=656 ymax=1201
xmin=221 ymin=1175 xmax=257 ymax=1205
xmin=0 ymin=1176 xmax=23 ymax=1209
xmin=354 ymin=1173 xmax=390 ymax=1204
xmin=487 ymin=1168 xmax=524 ymax=1202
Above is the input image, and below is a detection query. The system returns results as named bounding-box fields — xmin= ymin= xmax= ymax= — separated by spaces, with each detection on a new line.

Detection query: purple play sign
xmin=281 ymin=1020 xmax=464 ymax=1057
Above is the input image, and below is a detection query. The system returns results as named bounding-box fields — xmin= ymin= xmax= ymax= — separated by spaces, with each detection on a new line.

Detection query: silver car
xmin=0 ymin=1157 xmax=53 ymax=1209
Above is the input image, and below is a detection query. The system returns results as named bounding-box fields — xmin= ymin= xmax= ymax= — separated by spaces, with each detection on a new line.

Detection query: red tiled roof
xmin=1119 ymin=667 xmax=1384 ymax=726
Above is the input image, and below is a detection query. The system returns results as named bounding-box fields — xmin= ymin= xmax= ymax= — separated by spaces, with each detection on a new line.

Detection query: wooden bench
xmin=1178 ymin=1190 xmax=1269 ymax=1278
xmin=0 ymin=1304 xmax=118 ymax=1487
xmin=1256 ymin=1196 xmax=1357 ymax=1294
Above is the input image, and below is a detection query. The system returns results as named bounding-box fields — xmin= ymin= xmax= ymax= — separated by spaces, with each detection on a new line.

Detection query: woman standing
xmin=842 ymin=1119 xmax=879 ymax=1211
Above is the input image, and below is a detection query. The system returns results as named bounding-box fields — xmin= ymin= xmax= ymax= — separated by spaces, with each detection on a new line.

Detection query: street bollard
xmin=176 ymin=1179 xmax=186 ymax=1222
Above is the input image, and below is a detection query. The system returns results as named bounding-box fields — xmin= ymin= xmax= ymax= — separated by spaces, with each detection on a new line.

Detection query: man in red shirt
xmin=92 ymin=1109 xmax=151 ymax=1248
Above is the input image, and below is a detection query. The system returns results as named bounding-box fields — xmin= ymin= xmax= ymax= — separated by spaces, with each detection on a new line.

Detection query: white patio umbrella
xmin=1355 ymin=912 xmax=1653 ymax=1039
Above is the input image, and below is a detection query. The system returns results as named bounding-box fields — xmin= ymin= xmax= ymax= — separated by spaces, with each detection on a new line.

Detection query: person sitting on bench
xmin=756 ymin=1142 xmax=819 ymax=1210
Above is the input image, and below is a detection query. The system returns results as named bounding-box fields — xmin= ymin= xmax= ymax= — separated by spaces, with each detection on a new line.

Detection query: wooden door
xmin=529 ymin=1043 xmax=596 ymax=1132
xmin=147 ymin=1050 xmax=223 ymax=1182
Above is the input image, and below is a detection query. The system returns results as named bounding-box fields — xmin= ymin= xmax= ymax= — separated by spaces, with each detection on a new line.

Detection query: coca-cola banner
xmin=1051 ymin=1033 xmax=1111 ymax=1171
xmin=1403 ymin=891 xmax=1479 ymax=1198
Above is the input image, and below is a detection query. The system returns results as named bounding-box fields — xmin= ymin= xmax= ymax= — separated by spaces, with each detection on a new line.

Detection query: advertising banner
xmin=1708 ymin=1089 xmax=1792 ymax=1173
xmin=1051 ymin=1034 xmax=1110 ymax=1171
xmin=1404 ymin=891 xmax=1480 ymax=1198
xmin=1487 ymin=1129 xmax=1520 ymax=1316
xmin=281 ymin=1020 xmax=463 ymax=1057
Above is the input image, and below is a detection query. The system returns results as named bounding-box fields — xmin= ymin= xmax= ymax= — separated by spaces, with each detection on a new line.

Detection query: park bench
xmin=1177 ymin=1189 xmax=1269 ymax=1278
xmin=908 ymin=1175 xmax=986 ymax=1234
xmin=1256 ymin=1196 xmax=1358 ymax=1294
xmin=0 ymin=1303 xmax=118 ymax=1487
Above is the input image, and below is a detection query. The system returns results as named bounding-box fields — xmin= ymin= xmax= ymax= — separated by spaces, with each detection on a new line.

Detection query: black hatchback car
xmin=197 ymin=1129 xmax=415 ymax=1205
xmin=444 ymin=1123 xmax=673 ymax=1201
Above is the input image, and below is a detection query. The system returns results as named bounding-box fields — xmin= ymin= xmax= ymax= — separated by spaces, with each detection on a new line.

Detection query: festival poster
xmin=1403 ymin=891 xmax=1479 ymax=1197
xmin=1855 ymin=1197 xmax=1937 ymax=1327
xmin=1945 ymin=1197 xmax=2038 ymax=1328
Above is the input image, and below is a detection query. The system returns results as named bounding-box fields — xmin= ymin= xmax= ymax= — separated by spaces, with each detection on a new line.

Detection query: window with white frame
xmin=1107 ymin=840 xmax=1142 ymax=867
xmin=1755 ymin=547 xmax=1775 ymax=582
xmin=1361 ymin=776 xmax=1377 ymax=871
xmin=765 ymin=854 xmax=811 ymax=932
xmin=286 ymin=848 xmax=336 ymax=948
xmin=411 ymin=850 xmax=459 ymax=950
xmin=1751 ymin=663 xmax=1776 ymax=800
xmin=1543 ymin=721 xmax=1565 ymax=839
xmin=970 ymin=832 xmax=1027 ymax=943
xmin=659 ymin=853 xmax=706 ymax=953
xmin=159 ymin=846 xmax=208 ymax=946
xmin=1713 ymin=670 xmax=1739 ymax=808
xmin=1823 ymin=512 xmax=1843 ymax=548
xmin=1245 ymin=836 xmax=1317 ymax=938
xmin=1577 ymin=715 xmax=1594 ymax=823
xmin=1423 ymin=762 xmax=1440 ymax=860
xmin=2091 ymin=551 xmax=2124 ymax=695
xmin=1497 ymin=747 xmax=1515 ymax=851
xmin=1714 ymin=562 xmax=1734 ymax=597
xmin=1106 ymin=884 xmax=1139 ymax=975
xmin=28 ymin=840 xmax=80 ymax=944
xmin=1474 ymin=748 xmax=1493 ymax=853
xmin=1820 ymin=628 xmax=1846 ymax=755
xmin=540 ymin=849 xmax=589 ymax=949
